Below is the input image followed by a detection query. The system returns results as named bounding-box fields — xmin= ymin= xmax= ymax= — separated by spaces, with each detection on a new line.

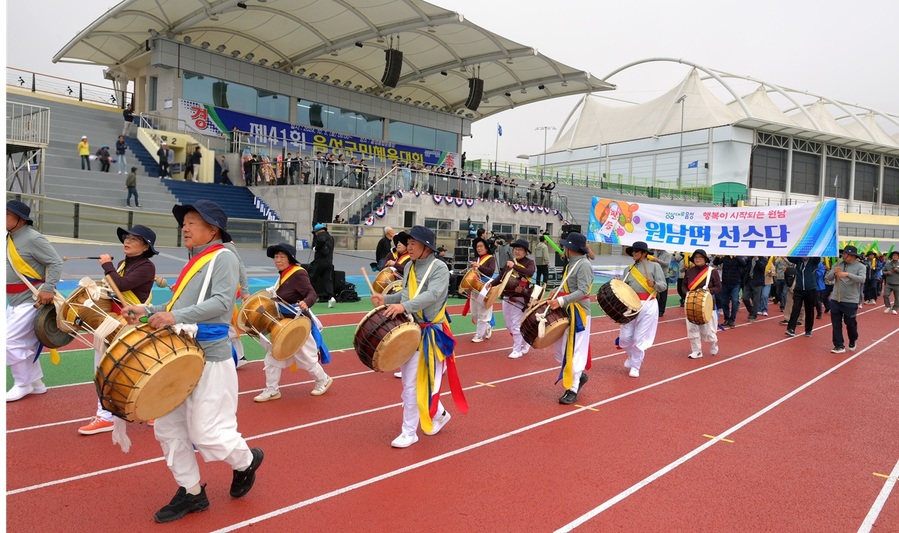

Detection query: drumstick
xmin=360 ymin=267 xmax=375 ymax=294
xmin=62 ymin=256 xmax=107 ymax=261
xmin=104 ymin=274 xmax=130 ymax=308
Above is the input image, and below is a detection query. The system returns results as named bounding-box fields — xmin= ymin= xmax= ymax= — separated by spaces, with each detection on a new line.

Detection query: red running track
xmin=6 ymin=303 xmax=899 ymax=531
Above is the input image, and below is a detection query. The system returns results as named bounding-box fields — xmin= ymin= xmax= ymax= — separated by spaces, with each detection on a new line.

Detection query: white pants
xmin=154 ymin=359 xmax=252 ymax=489
xmin=553 ymin=306 xmax=592 ymax=392
xmin=399 ymin=349 xmax=446 ymax=436
xmin=502 ymin=299 xmax=528 ymax=354
xmin=6 ymin=302 xmax=43 ymax=387
xmin=469 ymin=292 xmax=492 ymax=338
xmin=229 ymin=325 xmax=244 ymax=360
xmin=93 ymin=349 xmax=114 ymax=421
xmin=687 ymin=312 xmax=719 ymax=355
xmin=259 ymin=330 xmax=328 ymax=390
xmin=619 ymin=298 xmax=659 ymax=371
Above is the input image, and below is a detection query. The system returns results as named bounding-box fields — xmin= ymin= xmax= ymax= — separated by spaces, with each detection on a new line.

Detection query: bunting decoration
xmin=364 ymin=216 xmax=375 ymax=226
xmin=413 ymin=190 xmax=421 ymax=197
xmin=444 ymin=196 xmax=455 ymax=205
xmin=454 ymin=197 xmax=464 ymax=206
xmin=465 ymin=198 xmax=475 ymax=208
xmin=529 ymin=205 xmax=536 ymax=213
xmin=386 ymin=196 xmax=396 ymax=208
xmin=375 ymin=206 xmax=387 ymax=218
xmin=433 ymin=194 xmax=443 ymax=204
xmin=396 ymin=190 xmax=404 ymax=198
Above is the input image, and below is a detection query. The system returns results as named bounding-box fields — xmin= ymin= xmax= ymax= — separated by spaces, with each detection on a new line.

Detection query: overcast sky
xmin=7 ymin=0 xmax=898 ymax=164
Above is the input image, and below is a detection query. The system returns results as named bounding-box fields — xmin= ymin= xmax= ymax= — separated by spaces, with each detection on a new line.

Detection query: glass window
xmin=182 ymin=71 xmax=287 ymax=120
xmin=412 ymin=125 xmax=436 ymax=149
xmin=884 ymin=167 xmax=899 ymax=205
xmin=149 ymin=76 xmax=158 ymax=111
xmin=389 ymin=120 xmax=414 ymax=146
xmin=256 ymin=90 xmax=289 ymax=121
xmin=436 ymin=130 xmax=457 ymax=152
xmin=827 ymin=159 xmax=850 ymax=199
xmin=855 ymin=163 xmax=877 ymax=203
xmin=520 ymin=225 xmax=540 ymax=236
xmin=791 ymin=152 xmax=820 ymax=196
xmin=750 ymin=146 xmax=787 ymax=192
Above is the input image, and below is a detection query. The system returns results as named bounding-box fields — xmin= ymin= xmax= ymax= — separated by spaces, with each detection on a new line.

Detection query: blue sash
xmin=276 ymin=302 xmax=331 ymax=364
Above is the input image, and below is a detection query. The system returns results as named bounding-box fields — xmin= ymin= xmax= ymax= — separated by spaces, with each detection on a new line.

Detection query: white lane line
xmin=553 ymin=329 xmax=897 ymax=532
xmin=859 ymin=457 xmax=899 ymax=533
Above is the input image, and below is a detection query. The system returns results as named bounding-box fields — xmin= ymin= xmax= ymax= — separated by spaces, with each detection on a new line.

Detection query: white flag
xmin=833 ymin=174 xmax=839 ymax=187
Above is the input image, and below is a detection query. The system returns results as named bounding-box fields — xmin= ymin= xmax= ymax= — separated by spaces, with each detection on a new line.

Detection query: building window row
xmin=183 ymin=71 xmax=289 ymax=120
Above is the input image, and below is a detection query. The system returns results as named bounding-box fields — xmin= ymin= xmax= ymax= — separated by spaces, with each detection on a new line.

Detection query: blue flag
xmin=687 ymin=160 xmax=698 ymax=169
xmin=497 ymin=124 xmax=503 ymax=137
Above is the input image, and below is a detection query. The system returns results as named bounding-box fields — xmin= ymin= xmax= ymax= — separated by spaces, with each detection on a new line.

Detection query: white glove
xmin=265 ymin=286 xmax=277 ymax=297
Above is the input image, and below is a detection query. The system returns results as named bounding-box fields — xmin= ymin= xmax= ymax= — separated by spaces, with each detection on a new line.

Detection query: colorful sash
xmin=275 ymin=264 xmax=303 ymax=289
xmin=629 ymin=261 xmax=657 ymax=299
xmin=556 ymin=263 xmax=593 ymax=390
xmin=408 ymin=262 xmax=468 ymax=433
xmin=7 ymin=235 xmax=43 ymax=283
xmin=276 ymin=301 xmax=331 ymax=364
xmin=687 ymin=266 xmax=711 ymax=291
xmin=115 ymin=261 xmax=149 ymax=305
xmin=166 ymin=244 xmax=225 ymax=312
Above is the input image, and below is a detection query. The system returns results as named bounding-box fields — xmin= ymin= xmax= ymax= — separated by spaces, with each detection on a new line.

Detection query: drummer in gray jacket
xmin=123 ymin=200 xmax=263 ymax=523
xmin=619 ymin=241 xmax=667 ymax=378
xmin=6 ymin=200 xmax=63 ymax=402
xmin=371 ymin=225 xmax=468 ymax=449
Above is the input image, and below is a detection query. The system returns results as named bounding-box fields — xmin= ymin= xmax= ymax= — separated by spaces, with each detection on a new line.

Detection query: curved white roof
xmin=53 ymin=0 xmax=613 ymax=119
xmin=553 ymin=58 xmax=899 ymax=155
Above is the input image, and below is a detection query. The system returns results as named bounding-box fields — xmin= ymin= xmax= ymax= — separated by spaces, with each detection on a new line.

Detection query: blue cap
xmin=266 ymin=242 xmax=298 ymax=264
xmin=312 ymin=223 xmax=326 ymax=232
xmin=408 ymin=225 xmax=438 ymax=252
xmin=117 ymin=225 xmax=159 ymax=255
xmin=6 ymin=199 xmax=33 ymax=225
xmin=172 ymin=200 xmax=232 ymax=242
xmin=561 ymin=232 xmax=589 ymax=254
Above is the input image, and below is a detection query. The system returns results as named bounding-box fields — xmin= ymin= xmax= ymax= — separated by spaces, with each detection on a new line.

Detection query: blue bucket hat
xmin=510 ymin=238 xmax=531 ymax=253
xmin=312 ymin=223 xmax=327 ymax=232
xmin=625 ymin=241 xmax=651 ymax=257
xmin=408 ymin=225 xmax=439 ymax=252
xmin=6 ymin=199 xmax=33 ymax=225
xmin=172 ymin=200 xmax=232 ymax=242
xmin=266 ymin=242 xmax=299 ymax=264
xmin=117 ymin=225 xmax=159 ymax=255
xmin=393 ymin=231 xmax=410 ymax=246
xmin=561 ymin=232 xmax=588 ymax=254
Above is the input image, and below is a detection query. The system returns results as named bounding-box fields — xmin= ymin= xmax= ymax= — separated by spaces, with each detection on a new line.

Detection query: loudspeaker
xmin=212 ymin=81 xmax=229 ymax=108
xmin=560 ymin=224 xmax=581 ymax=239
xmin=332 ymin=270 xmax=346 ymax=288
xmin=313 ymin=192 xmax=334 ymax=226
xmin=381 ymin=49 xmax=403 ymax=88
xmin=465 ymin=77 xmax=484 ymax=111
xmin=309 ymin=104 xmax=324 ymax=128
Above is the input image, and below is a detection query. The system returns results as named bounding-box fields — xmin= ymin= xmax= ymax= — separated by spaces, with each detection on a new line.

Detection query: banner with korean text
xmin=587 ymin=197 xmax=838 ymax=257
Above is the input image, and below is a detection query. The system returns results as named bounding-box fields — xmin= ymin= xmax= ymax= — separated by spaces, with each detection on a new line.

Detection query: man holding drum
xmin=548 ymin=232 xmax=593 ymax=404
xmin=619 ymin=241 xmax=667 ymax=378
xmin=253 ymin=242 xmax=333 ymax=402
xmin=683 ymin=249 xmax=721 ymax=359
xmin=499 ymin=239 xmax=536 ymax=359
xmin=78 ymin=225 xmax=158 ymax=435
xmin=6 ymin=199 xmax=63 ymax=402
xmin=371 ymin=225 xmax=468 ymax=448
xmin=122 ymin=200 xmax=263 ymax=523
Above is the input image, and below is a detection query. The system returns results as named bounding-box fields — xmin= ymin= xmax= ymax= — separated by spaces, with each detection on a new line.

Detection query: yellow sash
xmin=166 ymin=247 xmax=225 ymax=312
xmin=7 ymin=236 xmax=42 ymax=281
xmin=560 ymin=263 xmax=592 ymax=390
xmin=275 ymin=264 xmax=304 ymax=289
xmin=629 ymin=261 xmax=657 ymax=298
xmin=116 ymin=261 xmax=149 ymax=305
xmin=408 ymin=261 xmax=451 ymax=434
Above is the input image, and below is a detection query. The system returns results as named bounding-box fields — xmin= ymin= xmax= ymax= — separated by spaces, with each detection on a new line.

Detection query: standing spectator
xmin=242 ymin=155 xmax=253 ymax=186
xmin=534 ymin=234 xmax=550 ymax=286
xmin=122 ymin=103 xmax=135 ymax=136
xmin=78 ymin=135 xmax=91 ymax=170
xmin=6 ymin=200 xmax=62 ymax=402
xmin=773 ymin=257 xmax=790 ymax=310
xmin=759 ymin=258 xmax=774 ymax=316
xmin=495 ymin=238 xmax=513 ymax=268
xmin=863 ymin=251 xmax=878 ymax=304
xmin=309 ymin=223 xmax=335 ymax=307
xmin=815 ymin=261 xmax=828 ymax=319
xmin=185 ymin=147 xmax=202 ymax=182
xmin=125 ymin=167 xmax=141 ymax=208
xmin=881 ymin=250 xmax=899 ymax=313
xmin=96 ymin=145 xmax=112 ymax=172
xmin=218 ymin=155 xmax=231 ymax=185
xmin=115 ymin=135 xmax=128 ymax=174
xmin=376 ymin=227 xmax=395 ymax=270
xmin=742 ymin=256 xmax=767 ymax=321
xmin=675 ymin=252 xmax=687 ymax=307
xmin=157 ymin=141 xmax=170 ymax=179
xmin=713 ymin=255 xmax=746 ymax=328
xmin=826 ymin=246 xmax=866 ymax=353
xmin=785 ymin=256 xmax=821 ymax=337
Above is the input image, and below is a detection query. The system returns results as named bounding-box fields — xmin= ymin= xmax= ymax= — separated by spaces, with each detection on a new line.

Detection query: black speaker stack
xmin=381 ymin=49 xmax=403 ymax=88
xmin=465 ymin=77 xmax=484 ymax=111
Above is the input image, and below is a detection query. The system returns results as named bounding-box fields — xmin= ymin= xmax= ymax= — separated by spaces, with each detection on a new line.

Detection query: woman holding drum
xmin=618 ymin=241 xmax=667 ymax=378
xmin=683 ymin=249 xmax=721 ymax=359
xmin=370 ymin=225 xmax=468 ymax=449
xmin=498 ymin=239 xmax=536 ymax=359
xmin=253 ymin=242 xmax=333 ymax=402
xmin=465 ymin=237 xmax=496 ymax=342
xmin=77 ymin=225 xmax=158 ymax=435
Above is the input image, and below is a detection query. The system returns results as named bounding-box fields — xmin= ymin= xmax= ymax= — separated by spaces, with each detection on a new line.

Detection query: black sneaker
xmin=559 ymin=390 xmax=578 ymax=405
xmin=778 ymin=319 xmax=789 ymax=325
xmin=578 ymin=373 xmax=588 ymax=392
xmin=785 ymin=329 xmax=797 ymax=337
xmin=848 ymin=342 xmax=857 ymax=351
xmin=804 ymin=332 xmax=812 ymax=338
xmin=230 ymin=448 xmax=264 ymax=498
xmin=831 ymin=346 xmax=846 ymax=354
xmin=154 ymin=485 xmax=209 ymax=523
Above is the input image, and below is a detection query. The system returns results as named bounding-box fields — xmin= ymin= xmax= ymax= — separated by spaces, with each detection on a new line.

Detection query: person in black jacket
xmin=785 ymin=256 xmax=821 ymax=337
xmin=309 ymin=223 xmax=335 ymax=306
xmin=741 ymin=256 xmax=768 ymax=322
xmin=713 ymin=255 xmax=746 ymax=328
xmin=375 ymin=227 xmax=395 ymax=269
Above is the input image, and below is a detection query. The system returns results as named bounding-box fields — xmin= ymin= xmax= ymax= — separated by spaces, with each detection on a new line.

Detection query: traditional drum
xmin=520 ymin=299 xmax=570 ymax=349
xmin=33 ymin=302 xmax=75 ymax=349
xmin=59 ymin=279 xmax=128 ymax=343
xmin=457 ymin=268 xmax=486 ymax=296
xmin=596 ymin=279 xmax=642 ymax=324
xmin=685 ymin=289 xmax=714 ymax=325
xmin=483 ymin=269 xmax=513 ymax=309
xmin=97 ymin=324 xmax=205 ymax=422
xmin=372 ymin=267 xmax=402 ymax=295
xmin=237 ymin=291 xmax=311 ymax=360
xmin=353 ymin=305 xmax=421 ymax=372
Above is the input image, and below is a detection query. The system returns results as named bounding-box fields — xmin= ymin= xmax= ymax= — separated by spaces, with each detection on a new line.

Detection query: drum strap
xmin=687 ymin=267 xmax=711 ymax=291
xmin=628 ymin=262 xmax=657 ymax=299
xmin=7 ymin=235 xmax=43 ymax=284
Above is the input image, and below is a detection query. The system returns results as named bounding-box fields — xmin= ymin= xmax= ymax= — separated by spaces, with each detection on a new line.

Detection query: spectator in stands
xmin=125 ymin=167 xmax=141 ymax=208
xmin=376 ymin=227 xmax=395 ymax=269
xmin=534 ymin=234 xmax=550 ymax=286
xmin=242 ymin=155 xmax=253 ymax=187
xmin=122 ymin=103 xmax=134 ymax=136
xmin=157 ymin=141 xmax=171 ymax=179
xmin=115 ymin=135 xmax=128 ymax=174
xmin=96 ymin=145 xmax=112 ymax=172
xmin=185 ymin=147 xmax=202 ymax=182
xmin=78 ymin=135 xmax=91 ymax=170
xmin=219 ymin=155 xmax=232 ymax=185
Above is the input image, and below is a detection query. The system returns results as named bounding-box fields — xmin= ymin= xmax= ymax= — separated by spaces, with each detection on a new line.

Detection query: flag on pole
xmin=833 ymin=174 xmax=839 ymax=188
xmin=687 ymin=160 xmax=699 ymax=169
xmin=497 ymin=124 xmax=503 ymax=137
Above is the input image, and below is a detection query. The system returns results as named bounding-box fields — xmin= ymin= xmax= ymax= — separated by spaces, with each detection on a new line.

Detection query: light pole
xmin=535 ymin=126 xmax=556 ymax=181
xmin=675 ymin=95 xmax=687 ymax=189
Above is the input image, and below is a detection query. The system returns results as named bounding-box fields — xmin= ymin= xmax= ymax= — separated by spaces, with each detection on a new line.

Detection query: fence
xmin=7 ymin=67 xmax=133 ymax=108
